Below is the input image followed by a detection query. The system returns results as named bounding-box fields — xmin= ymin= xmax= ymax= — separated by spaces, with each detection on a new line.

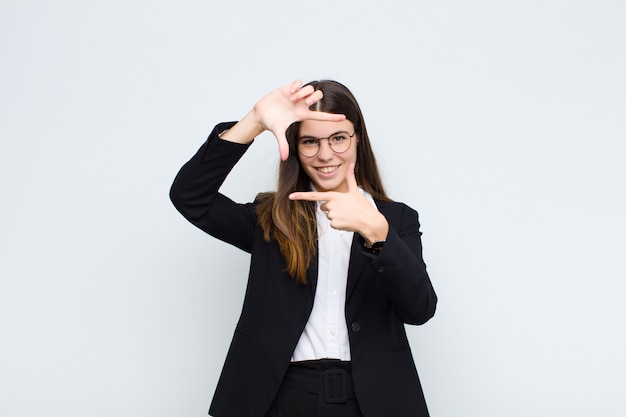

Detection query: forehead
xmin=299 ymin=119 xmax=355 ymax=136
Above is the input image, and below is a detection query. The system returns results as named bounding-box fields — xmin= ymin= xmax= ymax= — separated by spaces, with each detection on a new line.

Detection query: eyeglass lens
xmin=297 ymin=132 xmax=353 ymax=157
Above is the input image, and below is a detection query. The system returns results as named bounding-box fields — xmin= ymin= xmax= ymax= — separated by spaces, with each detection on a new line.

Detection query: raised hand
xmin=288 ymin=164 xmax=389 ymax=243
xmin=252 ymin=80 xmax=346 ymax=160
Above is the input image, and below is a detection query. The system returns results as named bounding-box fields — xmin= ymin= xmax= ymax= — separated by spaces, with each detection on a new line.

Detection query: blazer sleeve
xmin=169 ymin=122 xmax=257 ymax=253
xmin=359 ymin=203 xmax=437 ymax=325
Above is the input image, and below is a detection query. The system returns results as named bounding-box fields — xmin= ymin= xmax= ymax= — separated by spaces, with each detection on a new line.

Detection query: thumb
xmin=274 ymin=131 xmax=290 ymax=161
xmin=347 ymin=163 xmax=358 ymax=192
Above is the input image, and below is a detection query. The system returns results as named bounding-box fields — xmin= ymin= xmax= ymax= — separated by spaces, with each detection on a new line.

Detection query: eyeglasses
xmin=297 ymin=131 xmax=356 ymax=157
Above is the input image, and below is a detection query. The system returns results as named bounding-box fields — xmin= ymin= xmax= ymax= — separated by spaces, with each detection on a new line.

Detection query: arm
xmin=289 ymin=167 xmax=436 ymax=324
xmin=169 ymin=122 xmax=258 ymax=252
xmin=365 ymin=204 xmax=437 ymax=325
xmin=170 ymin=79 xmax=347 ymax=249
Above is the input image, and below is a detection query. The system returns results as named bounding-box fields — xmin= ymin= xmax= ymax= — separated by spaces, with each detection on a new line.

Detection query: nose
xmin=316 ymin=139 xmax=334 ymax=160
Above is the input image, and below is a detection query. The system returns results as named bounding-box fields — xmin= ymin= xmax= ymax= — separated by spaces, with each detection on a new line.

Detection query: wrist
xmin=220 ymin=110 xmax=265 ymax=144
xmin=361 ymin=213 xmax=389 ymax=246
xmin=363 ymin=239 xmax=385 ymax=255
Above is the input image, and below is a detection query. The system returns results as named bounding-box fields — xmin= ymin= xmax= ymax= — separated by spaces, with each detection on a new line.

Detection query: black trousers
xmin=264 ymin=360 xmax=364 ymax=417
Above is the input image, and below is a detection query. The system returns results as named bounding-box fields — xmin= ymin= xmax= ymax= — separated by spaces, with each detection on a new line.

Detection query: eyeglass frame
xmin=296 ymin=131 xmax=357 ymax=157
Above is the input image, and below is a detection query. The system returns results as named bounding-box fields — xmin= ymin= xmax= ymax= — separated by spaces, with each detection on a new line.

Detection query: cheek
xmin=345 ymin=148 xmax=358 ymax=164
xmin=299 ymin=159 xmax=316 ymax=176
xmin=349 ymin=142 xmax=358 ymax=161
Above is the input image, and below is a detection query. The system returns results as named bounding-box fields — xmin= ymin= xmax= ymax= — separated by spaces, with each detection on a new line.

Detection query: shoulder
xmin=253 ymin=192 xmax=276 ymax=234
xmin=254 ymin=191 xmax=275 ymax=207
xmin=375 ymin=200 xmax=423 ymax=236
xmin=375 ymin=199 xmax=418 ymax=217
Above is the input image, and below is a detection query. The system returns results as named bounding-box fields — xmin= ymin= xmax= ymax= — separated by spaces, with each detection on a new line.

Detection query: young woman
xmin=170 ymin=79 xmax=437 ymax=417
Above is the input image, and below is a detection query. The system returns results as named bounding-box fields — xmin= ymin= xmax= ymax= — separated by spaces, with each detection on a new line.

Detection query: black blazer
xmin=170 ymin=122 xmax=437 ymax=417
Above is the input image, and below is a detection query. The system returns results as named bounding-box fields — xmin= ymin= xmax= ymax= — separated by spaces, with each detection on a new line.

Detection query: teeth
xmin=318 ymin=166 xmax=337 ymax=173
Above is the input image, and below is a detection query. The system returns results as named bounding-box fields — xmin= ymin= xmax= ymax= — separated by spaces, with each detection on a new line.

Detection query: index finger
xmin=304 ymin=111 xmax=346 ymax=123
xmin=288 ymin=191 xmax=333 ymax=201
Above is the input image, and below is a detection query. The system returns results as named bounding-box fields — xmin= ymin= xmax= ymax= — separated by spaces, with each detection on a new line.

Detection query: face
xmin=298 ymin=119 xmax=358 ymax=193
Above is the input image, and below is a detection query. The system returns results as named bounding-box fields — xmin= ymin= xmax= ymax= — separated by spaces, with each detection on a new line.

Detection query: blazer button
xmin=351 ymin=322 xmax=361 ymax=333
xmin=377 ymin=266 xmax=386 ymax=273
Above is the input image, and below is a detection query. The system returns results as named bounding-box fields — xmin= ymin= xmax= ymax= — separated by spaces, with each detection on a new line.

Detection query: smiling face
xmin=297 ymin=119 xmax=358 ymax=193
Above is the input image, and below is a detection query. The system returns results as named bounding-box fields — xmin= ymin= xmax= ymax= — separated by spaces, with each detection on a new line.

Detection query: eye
xmin=330 ymin=134 xmax=348 ymax=143
xmin=299 ymin=137 xmax=319 ymax=146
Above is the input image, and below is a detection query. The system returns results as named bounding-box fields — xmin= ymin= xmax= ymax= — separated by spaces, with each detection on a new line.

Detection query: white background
xmin=1 ymin=1 xmax=625 ymax=416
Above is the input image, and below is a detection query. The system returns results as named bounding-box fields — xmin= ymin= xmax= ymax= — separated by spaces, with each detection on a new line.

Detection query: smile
xmin=316 ymin=166 xmax=339 ymax=174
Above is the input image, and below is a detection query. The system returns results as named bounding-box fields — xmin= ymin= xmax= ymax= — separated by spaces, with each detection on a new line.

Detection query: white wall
xmin=1 ymin=1 xmax=625 ymax=416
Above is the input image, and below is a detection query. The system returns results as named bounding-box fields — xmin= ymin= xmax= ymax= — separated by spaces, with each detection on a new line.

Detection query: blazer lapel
xmin=346 ymin=235 xmax=367 ymax=299
xmin=306 ymin=246 xmax=319 ymax=295
xmin=346 ymin=199 xmax=391 ymax=299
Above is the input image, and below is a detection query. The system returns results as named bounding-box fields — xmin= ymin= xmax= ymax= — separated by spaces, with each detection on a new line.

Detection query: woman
xmin=170 ymin=79 xmax=437 ymax=417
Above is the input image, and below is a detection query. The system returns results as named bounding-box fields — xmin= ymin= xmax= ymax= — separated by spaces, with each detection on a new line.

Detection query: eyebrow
xmin=298 ymin=131 xmax=349 ymax=139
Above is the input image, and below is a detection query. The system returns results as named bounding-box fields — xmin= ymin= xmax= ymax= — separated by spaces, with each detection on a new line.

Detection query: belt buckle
xmin=323 ymin=368 xmax=347 ymax=403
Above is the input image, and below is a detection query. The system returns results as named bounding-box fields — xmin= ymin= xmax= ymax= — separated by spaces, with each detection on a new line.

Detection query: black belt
xmin=283 ymin=360 xmax=356 ymax=404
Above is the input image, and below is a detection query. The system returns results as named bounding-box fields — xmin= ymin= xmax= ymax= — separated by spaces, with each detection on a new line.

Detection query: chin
xmin=316 ymin=181 xmax=344 ymax=193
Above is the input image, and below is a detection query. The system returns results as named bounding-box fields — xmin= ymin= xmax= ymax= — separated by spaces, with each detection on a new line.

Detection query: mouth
xmin=315 ymin=165 xmax=340 ymax=174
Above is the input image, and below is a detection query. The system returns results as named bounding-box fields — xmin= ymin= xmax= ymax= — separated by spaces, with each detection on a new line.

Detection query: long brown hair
xmin=256 ymin=80 xmax=390 ymax=283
